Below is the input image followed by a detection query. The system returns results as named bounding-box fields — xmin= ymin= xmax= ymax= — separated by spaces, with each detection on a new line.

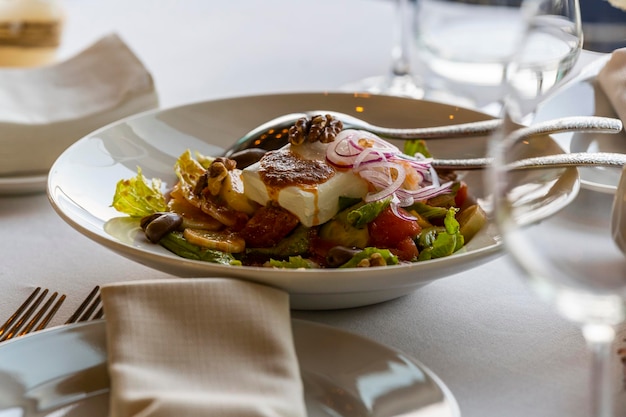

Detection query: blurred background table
xmin=1 ymin=1 xmax=625 ymax=416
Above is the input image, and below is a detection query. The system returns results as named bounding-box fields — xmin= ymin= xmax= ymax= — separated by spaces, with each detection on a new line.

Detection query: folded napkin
xmin=597 ymin=48 xmax=626 ymax=127
xmin=101 ymin=278 xmax=307 ymax=417
xmin=0 ymin=33 xmax=158 ymax=176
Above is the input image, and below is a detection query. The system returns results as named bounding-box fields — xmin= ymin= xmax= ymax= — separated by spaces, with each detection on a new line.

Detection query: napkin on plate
xmin=0 ymin=33 xmax=159 ymax=176
xmin=597 ymin=48 xmax=626 ymax=127
xmin=101 ymin=278 xmax=307 ymax=417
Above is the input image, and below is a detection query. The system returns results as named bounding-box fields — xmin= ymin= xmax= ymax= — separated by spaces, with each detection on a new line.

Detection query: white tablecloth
xmin=1 ymin=1 xmax=625 ymax=416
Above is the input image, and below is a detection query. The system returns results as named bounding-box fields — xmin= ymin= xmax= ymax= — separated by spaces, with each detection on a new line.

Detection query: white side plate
xmin=0 ymin=319 xmax=460 ymax=417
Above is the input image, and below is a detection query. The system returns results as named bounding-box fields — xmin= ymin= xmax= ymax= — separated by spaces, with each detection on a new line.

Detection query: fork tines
xmin=65 ymin=285 xmax=103 ymax=324
xmin=0 ymin=287 xmax=66 ymax=342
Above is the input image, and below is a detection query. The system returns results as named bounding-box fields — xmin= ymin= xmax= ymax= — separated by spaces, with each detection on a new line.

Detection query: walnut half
xmin=288 ymin=114 xmax=343 ymax=145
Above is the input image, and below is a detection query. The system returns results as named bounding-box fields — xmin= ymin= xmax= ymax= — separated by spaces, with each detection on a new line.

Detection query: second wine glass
xmin=489 ymin=0 xmax=624 ymax=415
xmin=340 ymin=0 xmax=423 ymax=98
xmin=491 ymin=106 xmax=626 ymax=417
xmin=413 ymin=0 xmax=582 ymax=115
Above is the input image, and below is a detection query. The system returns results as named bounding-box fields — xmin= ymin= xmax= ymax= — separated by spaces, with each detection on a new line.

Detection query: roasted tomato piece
xmin=368 ymin=206 xmax=421 ymax=248
xmin=240 ymin=203 xmax=300 ymax=247
xmin=391 ymin=236 xmax=419 ymax=262
xmin=454 ymin=181 xmax=469 ymax=208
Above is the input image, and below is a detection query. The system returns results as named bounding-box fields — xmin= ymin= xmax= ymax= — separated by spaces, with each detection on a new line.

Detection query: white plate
xmin=48 ymin=93 xmax=537 ymax=309
xmin=0 ymin=319 xmax=460 ymax=417
xmin=0 ymin=174 xmax=47 ymax=196
xmin=535 ymin=57 xmax=625 ymax=194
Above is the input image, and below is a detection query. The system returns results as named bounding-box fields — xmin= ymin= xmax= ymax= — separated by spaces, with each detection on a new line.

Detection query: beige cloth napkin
xmin=101 ymin=278 xmax=307 ymax=417
xmin=0 ymin=33 xmax=158 ymax=176
xmin=597 ymin=48 xmax=626 ymax=127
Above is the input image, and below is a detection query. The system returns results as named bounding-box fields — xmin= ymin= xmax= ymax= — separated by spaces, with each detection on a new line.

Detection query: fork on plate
xmin=65 ymin=285 xmax=104 ymax=323
xmin=0 ymin=285 xmax=103 ymax=342
xmin=0 ymin=287 xmax=66 ymax=342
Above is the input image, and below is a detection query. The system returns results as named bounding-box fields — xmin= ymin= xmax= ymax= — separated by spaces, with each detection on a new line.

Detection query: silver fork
xmin=65 ymin=286 xmax=104 ymax=324
xmin=0 ymin=287 xmax=66 ymax=342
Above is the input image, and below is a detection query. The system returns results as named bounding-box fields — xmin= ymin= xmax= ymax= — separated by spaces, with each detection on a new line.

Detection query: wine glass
xmin=492 ymin=112 xmax=626 ymax=417
xmin=490 ymin=2 xmax=625 ymax=416
xmin=340 ymin=0 xmax=423 ymax=98
xmin=413 ymin=0 xmax=583 ymax=115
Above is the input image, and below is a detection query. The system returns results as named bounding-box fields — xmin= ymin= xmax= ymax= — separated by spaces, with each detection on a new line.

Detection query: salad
xmin=112 ymin=114 xmax=487 ymax=269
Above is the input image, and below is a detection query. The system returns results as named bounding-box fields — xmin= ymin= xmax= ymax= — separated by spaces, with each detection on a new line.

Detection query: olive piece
xmin=326 ymin=245 xmax=360 ymax=267
xmin=141 ymin=212 xmax=183 ymax=243
xmin=228 ymin=148 xmax=268 ymax=169
xmin=140 ymin=212 xmax=166 ymax=231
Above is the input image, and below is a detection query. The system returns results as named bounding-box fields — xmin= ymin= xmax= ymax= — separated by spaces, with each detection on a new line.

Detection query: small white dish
xmin=47 ymin=92 xmax=573 ymax=309
xmin=0 ymin=319 xmax=460 ymax=417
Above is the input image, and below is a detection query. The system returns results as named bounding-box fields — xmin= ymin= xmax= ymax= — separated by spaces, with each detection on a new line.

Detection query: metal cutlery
xmin=65 ymin=285 xmax=104 ymax=324
xmin=0 ymin=285 xmax=103 ymax=342
xmin=0 ymin=287 xmax=66 ymax=342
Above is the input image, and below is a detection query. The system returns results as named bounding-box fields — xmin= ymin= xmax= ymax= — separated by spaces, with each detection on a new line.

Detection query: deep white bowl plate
xmin=47 ymin=92 xmax=508 ymax=309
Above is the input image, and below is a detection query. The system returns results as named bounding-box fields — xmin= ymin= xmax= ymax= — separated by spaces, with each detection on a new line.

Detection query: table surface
xmin=1 ymin=0 xmax=625 ymax=416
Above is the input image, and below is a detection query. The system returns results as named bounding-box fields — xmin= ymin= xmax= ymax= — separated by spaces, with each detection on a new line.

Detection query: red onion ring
xmin=325 ymin=129 xmax=456 ymax=215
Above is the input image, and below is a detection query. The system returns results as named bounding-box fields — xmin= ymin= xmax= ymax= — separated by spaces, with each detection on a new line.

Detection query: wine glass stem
xmin=391 ymin=0 xmax=412 ymax=77
xmin=582 ymin=323 xmax=616 ymax=417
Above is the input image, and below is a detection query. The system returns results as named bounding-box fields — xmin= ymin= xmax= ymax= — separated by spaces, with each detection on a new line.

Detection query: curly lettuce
xmin=174 ymin=150 xmax=207 ymax=206
xmin=111 ymin=167 xmax=167 ymax=217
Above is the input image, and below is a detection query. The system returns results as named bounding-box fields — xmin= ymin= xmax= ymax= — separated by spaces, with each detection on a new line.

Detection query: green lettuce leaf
xmin=406 ymin=201 xmax=449 ymax=221
xmin=346 ymin=198 xmax=391 ymax=228
xmin=267 ymin=256 xmax=316 ymax=269
xmin=194 ymin=151 xmax=215 ymax=169
xmin=174 ymin=150 xmax=207 ymax=205
xmin=403 ymin=139 xmax=432 ymax=158
xmin=111 ymin=167 xmax=167 ymax=217
xmin=417 ymin=207 xmax=464 ymax=261
xmin=339 ymin=247 xmax=399 ymax=268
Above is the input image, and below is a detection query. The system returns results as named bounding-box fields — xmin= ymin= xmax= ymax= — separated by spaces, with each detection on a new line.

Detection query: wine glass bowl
xmin=491 ymin=123 xmax=626 ymax=416
xmin=485 ymin=0 xmax=624 ymax=413
xmin=414 ymin=0 xmax=582 ymax=113
xmin=493 ymin=130 xmax=626 ymax=308
xmin=340 ymin=0 xmax=423 ymax=98
xmin=490 ymin=81 xmax=625 ymax=417
xmin=506 ymin=0 xmax=583 ymax=118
